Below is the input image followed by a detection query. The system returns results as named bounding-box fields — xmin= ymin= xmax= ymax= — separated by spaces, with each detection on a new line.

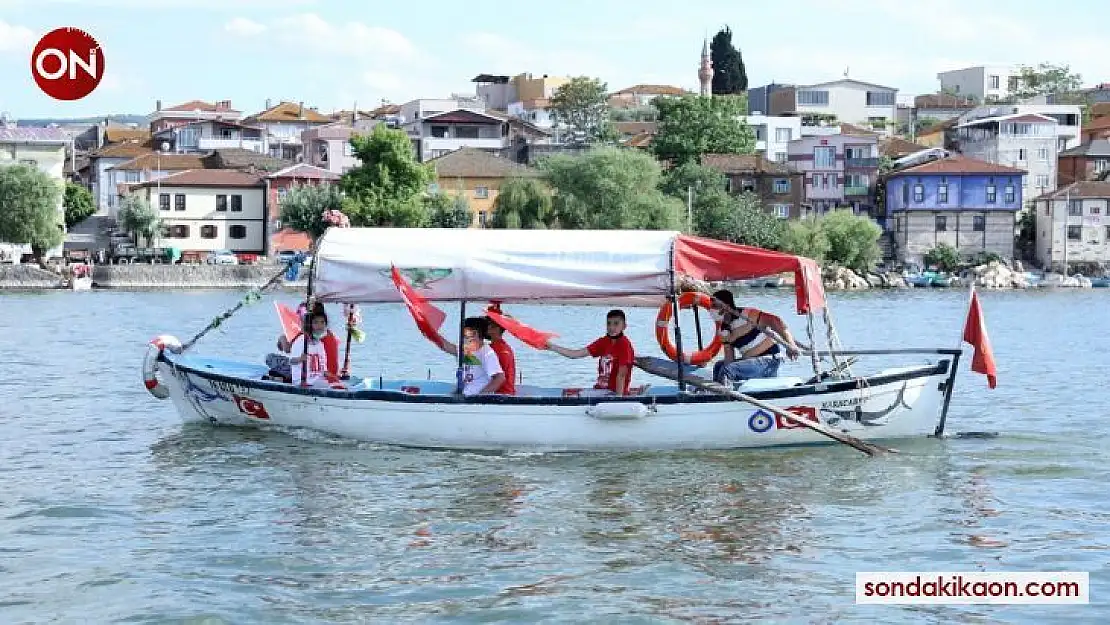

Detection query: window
xmin=158 ymin=193 xmax=170 ymax=211
xmin=986 ymin=185 xmax=997 ymax=203
xmin=1004 ymin=185 xmax=1015 ymax=203
xmin=1038 ymin=148 xmax=1049 ymax=161
xmin=797 ymin=89 xmax=829 ymax=105
xmin=813 ymin=146 xmax=835 ymax=169
xmin=454 ymin=126 xmax=480 ymax=139
xmin=219 ymin=127 xmax=233 ymax=139
xmin=229 ymin=225 xmax=247 ymax=239
xmin=913 ymin=184 xmax=924 ymax=202
xmin=865 ymin=91 xmax=895 ymax=106
xmin=478 ymin=211 xmax=488 ymax=227
xmin=174 ymin=194 xmax=185 ymax=211
xmin=343 ymin=142 xmax=354 ymax=157
xmin=1069 ymin=200 xmax=1082 ymax=216
xmin=1017 ymin=148 xmax=1026 ymax=161
xmin=1008 ymin=76 xmax=1019 ymax=91
xmin=231 ymin=195 xmax=242 ymax=212
xmin=277 ymin=187 xmax=289 ymax=200
xmin=989 ymin=75 xmax=1000 ymax=89
xmin=201 ymin=225 xmax=217 ymax=239
xmin=177 ymin=127 xmax=198 ymax=148
xmin=125 ymin=170 xmax=141 ymax=183
xmin=170 ymin=224 xmax=189 ymax=238
xmin=775 ymin=128 xmax=792 ymax=142
xmin=741 ymin=179 xmax=756 ymax=193
xmin=474 ymin=186 xmax=489 ymax=199
xmin=824 ymin=174 xmax=833 ymax=188
xmin=973 ymin=216 xmax=986 ymax=232
xmin=1091 ymin=205 xmax=1102 ymax=215
xmin=935 ymin=216 xmax=947 ymax=232
xmin=430 ymin=125 xmax=449 ymax=138
xmin=19 ymin=158 xmax=37 ymax=166
xmin=1067 ymin=225 xmax=1082 ymax=240
xmin=216 ymin=194 xmax=228 ymax=211
xmin=773 ymin=204 xmax=790 ymax=219
xmin=1106 ymin=225 xmax=1110 ymax=240
xmin=775 ymin=151 xmax=787 ymax=163
xmin=1036 ymin=175 xmax=1049 ymax=188
xmin=902 ymin=182 xmax=909 ymax=204
xmin=938 ymin=184 xmax=948 ymax=203
xmin=773 ymin=179 xmax=790 ymax=194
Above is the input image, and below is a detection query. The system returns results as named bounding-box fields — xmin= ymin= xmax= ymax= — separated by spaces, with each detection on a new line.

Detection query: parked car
xmin=206 ymin=250 xmax=239 ymax=265
xmin=276 ymin=250 xmax=298 ymax=265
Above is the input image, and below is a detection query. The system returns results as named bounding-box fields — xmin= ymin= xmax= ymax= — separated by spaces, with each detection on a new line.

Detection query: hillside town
xmin=4 ymin=35 xmax=1110 ymax=285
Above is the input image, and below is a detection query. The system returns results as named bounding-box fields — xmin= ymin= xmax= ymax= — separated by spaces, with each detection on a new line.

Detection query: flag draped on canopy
xmin=391 ymin=265 xmax=447 ymax=347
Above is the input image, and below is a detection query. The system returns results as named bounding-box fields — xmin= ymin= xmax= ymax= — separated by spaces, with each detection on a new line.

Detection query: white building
xmin=398 ymin=97 xmax=485 ymax=127
xmin=148 ymin=99 xmax=242 ymax=134
xmin=152 ymin=120 xmax=268 ymax=155
xmin=243 ymin=101 xmax=333 ymax=161
xmin=1032 ymin=181 xmax=1110 ymax=270
xmin=958 ymin=103 xmax=1083 ymax=152
xmin=0 ymin=126 xmax=70 ymax=260
xmin=792 ymin=79 xmax=899 ymax=136
xmin=507 ymin=99 xmax=556 ymax=129
xmin=955 ymin=112 xmax=1059 ymax=204
xmin=937 ymin=65 xmax=1022 ymax=103
xmin=301 ymin=120 xmax=379 ymax=175
xmin=133 ymin=169 xmax=267 ymax=254
xmin=741 ymin=114 xmax=801 ymax=163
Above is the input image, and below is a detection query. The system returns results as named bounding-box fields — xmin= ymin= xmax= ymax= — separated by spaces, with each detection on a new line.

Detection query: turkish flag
xmin=485 ymin=308 xmax=558 ymax=349
xmin=962 ymin=288 xmax=997 ymax=389
xmin=391 ymin=265 xmax=447 ymax=347
xmin=275 ymin=302 xmax=303 ymax=343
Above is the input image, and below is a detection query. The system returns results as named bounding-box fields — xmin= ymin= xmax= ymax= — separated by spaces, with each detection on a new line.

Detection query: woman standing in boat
xmin=710 ymin=290 xmax=801 ymax=385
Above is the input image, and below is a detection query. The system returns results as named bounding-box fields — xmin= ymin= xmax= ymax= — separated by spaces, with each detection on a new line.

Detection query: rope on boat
xmin=822 ymin=307 xmax=853 ymax=378
xmin=180 ymin=268 xmax=289 ymax=353
xmin=805 ymin=312 xmax=821 ymax=377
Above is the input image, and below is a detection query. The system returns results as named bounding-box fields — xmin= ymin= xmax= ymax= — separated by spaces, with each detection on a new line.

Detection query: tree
xmin=539 ymin=147 xmax=683 ymax=230
xmin=341 ymin=124 xmax=433 ymax=226
xmin=651 ymin=95 xmax=756 ymax=166
xmin=63 ymin=182 xmax=95 ymax=228
xmin=781 ymin=219 xmax=831 ymax=263
xmin=924 ymin=243 xmax=960 ymax=272
xmin=730 ymin=192 xmax=784 ymax=249
xmin=117 ymin=193 xmax=162 ymax=247
xmin=279 ymin=183 xmax=345 ymax=239
xmin=425 ymin=192 xmax=473 ymax=228
xmin=489 ymin=177 xmax=552 ymax=229
xmin=873 ymin=155 xmax=895 ymax=216
xmin=0 ymin=164 xmax=64 ymax=264
xmin=819 ymin=210 xmax=882 ymax=273
xmin=550 ymin=76 xmax=614 ymax=144
xmin=709 ymin=26 xmax=747 ymax=95
xmin=659 ymin=161 xmax=728 ymax=200
xmin=1012 ymin=63 xmax=1082 ymax=100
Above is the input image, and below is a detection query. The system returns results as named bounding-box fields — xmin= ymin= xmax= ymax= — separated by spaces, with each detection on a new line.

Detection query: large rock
xmin=883 ymin=271 xmax=908 ymax=288
xmin=822 ymin=266 xmax=870 ymax=290
xmin=964 ymin=260 xmax=1029 ymax=289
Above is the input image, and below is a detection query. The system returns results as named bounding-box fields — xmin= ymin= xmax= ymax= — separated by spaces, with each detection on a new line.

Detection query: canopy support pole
xmin=667 ymin=244 xmax=687 ymax=394
xmin=455 ymin=301 xmax=467 ymax=396
xmin=299 ymin=243 xmax=319 ymax=388
xmin=692 ymin=305 xmax=705 ymax=351
xmin=822 ymin=307 xmax=851 ymax=378
xmin=805 ymin=311 xmax=821 ymax=378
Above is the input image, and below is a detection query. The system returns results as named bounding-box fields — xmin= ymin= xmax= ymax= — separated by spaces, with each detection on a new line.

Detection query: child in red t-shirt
xmin=545 ymin=309 xmax=635 ymax=396
xmin=484 ymin=315 xmax=517 ymax=395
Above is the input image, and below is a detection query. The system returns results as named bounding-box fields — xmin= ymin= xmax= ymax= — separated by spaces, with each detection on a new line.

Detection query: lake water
xmin=0 ymin=288 xmax=1106 ymax=623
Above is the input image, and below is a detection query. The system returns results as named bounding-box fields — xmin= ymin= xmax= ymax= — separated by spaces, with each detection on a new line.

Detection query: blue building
xmin=885 ymin=155 xmax=1025 ymax=264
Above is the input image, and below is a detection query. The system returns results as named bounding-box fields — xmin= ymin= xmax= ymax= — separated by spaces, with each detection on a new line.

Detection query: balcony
xmin=198 ymin=138 xmax=266 ymax=152
xmin=844 ymin=185 xmax=872 ymax=196
xmin=422 ymin=137 xmax=507 ymax=152
xmin=845 ymin=157 xmax=879 ymax=168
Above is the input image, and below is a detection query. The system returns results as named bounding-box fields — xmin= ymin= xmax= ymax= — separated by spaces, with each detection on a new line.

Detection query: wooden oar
xmin=634 ymin=356 xmax=895 ymax=457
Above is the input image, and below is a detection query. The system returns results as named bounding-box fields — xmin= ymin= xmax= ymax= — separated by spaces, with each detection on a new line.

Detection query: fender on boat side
xmin=142 ymin=335 xmax=182 ymax=400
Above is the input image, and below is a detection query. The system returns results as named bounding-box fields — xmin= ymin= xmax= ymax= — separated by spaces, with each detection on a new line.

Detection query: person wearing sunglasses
xmin=437 ymin=317 xmax=507 ymax=396
xmin=545 ymin=309 xmax=635 ymax=396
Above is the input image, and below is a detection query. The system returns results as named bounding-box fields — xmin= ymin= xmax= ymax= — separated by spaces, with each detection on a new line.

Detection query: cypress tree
xmin=709 ymin=26 xmax=748 ymax=94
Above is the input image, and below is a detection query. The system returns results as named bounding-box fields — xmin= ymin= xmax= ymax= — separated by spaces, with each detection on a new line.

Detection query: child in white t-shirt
xmin=437 ymin=317 xmax=506 ymax=396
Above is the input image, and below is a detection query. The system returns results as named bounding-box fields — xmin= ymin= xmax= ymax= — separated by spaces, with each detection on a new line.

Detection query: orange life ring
xmin=655 ymin=292 xmax=722 ymax=366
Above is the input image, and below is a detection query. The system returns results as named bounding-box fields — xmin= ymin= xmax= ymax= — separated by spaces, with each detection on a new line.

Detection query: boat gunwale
xmin=161 ymin=350 xmax=956 ymax=406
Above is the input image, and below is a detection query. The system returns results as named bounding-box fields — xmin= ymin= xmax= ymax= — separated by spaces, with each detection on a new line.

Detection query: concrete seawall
xmin=0 ymin=265 xmax=64 ymax=289
xmin=90 ymin=264 xmax=307 ymax=289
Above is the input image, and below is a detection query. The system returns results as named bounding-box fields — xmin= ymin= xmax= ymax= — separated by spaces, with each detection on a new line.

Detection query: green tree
xmin=550 ymin=76 xmax=614 ymax=144
xmin=489 ymin=177 xmax=552 ymax=229
xmin=820 ymin=210 xmax=882 ymax=273
xmin=279 ymin=183 xmax=345 ymax=239
xmin=709 ymin=26 xmax=747 ymax=94
xmin=924 ymin=243 xmax=961 ymax=272
xmin=651 ymin=95 xmax=755 ymax=166
xmin=689 ymin=188 xmax=783 ymax=247
xmin=1012 ymin=62 xmax=1083 ymax=100
xmin=781 ymin=219 xmax=831 ymax=263
xmin=341 ymin=124 xmax=433 ymax=226
xmin=63 ymin=182 xmax=96 ymax=228
xmin=659 ymin=161 xmax=728 ymax=200
xmin=874 ymin=155 xmax=895 ymax=215
xmin=117 ymin=193 xmax=162 ymax=247
xmin=539 ymin=147 xmax=683 ymax=229
xmin=0 ymin=164 xmax=64 ymax=264
xmin=425 ymin=192 xmax=473 ymax=228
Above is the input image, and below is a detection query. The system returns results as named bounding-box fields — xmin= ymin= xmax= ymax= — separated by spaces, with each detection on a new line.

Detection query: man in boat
xmin=709 ymin=290 xmax=801 ymax=385
xmin=436 ymin=317 xmax=507 ymax=396
xmin=483 ymin=308 xmax=517 ymax=395
xmin=544 ymin=309 xmax=635 ymax=396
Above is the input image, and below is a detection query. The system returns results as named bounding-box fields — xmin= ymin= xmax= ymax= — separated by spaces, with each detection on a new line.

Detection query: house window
xmin=973 ymin=216 xmax=986 ymax=232
xmin=1069 ymin=200 xmax=1082 ymax=216
xmin=343 ymin=142 xmax=354 ymax=157
xmin=229 ymin=225 xmax=247 ymax=239
xmin=813 ymin=146 xmax=835 ymax=169
xmin=430 ymin=125 xmax=449 ymax=138
xmin=1097 ymin=159 xmax=1109 ymax=173
xmin=170 ymin=224 xmax=189 ymax=238
xmin=1092 ymin=205 xmax=1102 ymax=215
xmin=773 ymin=179 xmax=790 ymax=194
xmin=935 ymin=216 xmax=947 ymax=232
xmin=913 ymin=184 xmax=924 ymax=202
xmin=938 ymin=184 xmax=948 ymax=203
xmin=986 ymin=185 xmax=997 ymax=203
xmin=231 ymin=195 xmax=243 ymax=212
xmin=1017 ymin=149 xmax=1026 ymax=161
xmin=1105 ymin=225 xmax=1110 ymax=240
xmin=216 ymin=194 xmax=228 ymax=211
xmin=159 ymin=193 xmax=170 ymax=211
xmin=174 ymin=194 xmax=186 ymax=211
xmin=474 ymin=186 xmax=489 ymax=199
xmin=1038 ymin=148 xmax=1049 ymax=160
xmin=823 ymin=174 xmax=832 ymax=189
xmin=201 ymin=225 xmax=218 ymax=239
xmin=902 ymin=183 xmax=909 ymax=204
xmin=775 ymin=128 xmax=792 ymax=142
xmin=455 ymin=126 xmax=480 ymax=139
xmin=1067 ymin=225 xmax=1082 ymax=240
xmin=1036 ymin=175 xmax=1049 ymax=188
xmin=125 ymin=170 xmax=140 ymax=183
xmin=989 ymin=75 xmax=1000 ymax=89
xmin=478 ymin=211 xmax=488 ymax=227
xmin=775 ymin=152 xmax=787 ymax=163
xmin=865 ymin=91 xmax=895 ymax=106
xmin=277 ymin=187 xmax=289 ymax=200
xmin=741 ymin=178 xmax=756 ymax=192
xmin=797 ymin=89 xmax=829 ymax=105
xmin=774 ymin=204 xmax=790 ymax=219
xmin=1004 ymin=185 xmax=1015 ymax=203
xmin=1008 ymin=76 xmax=1019 ymax=91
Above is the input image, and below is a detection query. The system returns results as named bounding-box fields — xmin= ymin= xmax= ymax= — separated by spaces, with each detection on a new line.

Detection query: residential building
xmin=787 ymin=133 xmax=881 ymax=216
xmin=958 ymin=104 xmax=1082 ymax=152
xmin=879 ymin=136 xmax=927 ymax=160
xmin=148 ymin=100 xmax=241 ymax=134
xmin=741 ymin=114 xmax=801 ymax=163
xmin=426 ymin=147 xmax=540 ymax=227
xmin=265 ymin=164 xmax=340 ymax=247
xmin=200 ymin=148 xmax=292 ymax=173
xmin=133 ymin=169 xmax=267 ymax=255
xmin=1032 ymin=181 xmax=1110 ymax=270
xmin=1058 ymin=140 xmax=1110 ymax=185
xmin=506 ymin=99 xmax=555 ymax=129
xmin=608 ymin=84 xmax=686 ymax=109
xmin=87 ymin=140 xmax=153 ymax=215
xmin=701 ymin=153 xmax=807 ymax=219
xmin=0 ymin=126 xmax=70 ymax=259
xmin=244 ymin=101 xmax=332 ymax=161
xmin=1082 ymin=117 xmax=1110 ymax=143
xmin=411 ymin=110 xmax=508 ymax=162
xmin=106 ymin=153 xmax=208 ymax=204
xmin=885 ymin=155 xmax=1024 ymax=264
xmin=752 ymin=79 xmax=899 ymax=135
xmin=954 ymin=112 xmax=1059 ymax=203
xmin=917 ymin=118 xmax=957 ymax=149
xmin=302 ymin=120 xmax=378 ymax=175
xmin=898 ymin=93 xmax=977 ymax=136
xmin=399 ymin=97 xmax=484 ymax=127
xmin=473 ymin=73 xmax=570 ymax=111
xmin=153 ymin=120 xmax=267 ymax=154
xmin=936 ymin=65 xmax=1022 ymax=102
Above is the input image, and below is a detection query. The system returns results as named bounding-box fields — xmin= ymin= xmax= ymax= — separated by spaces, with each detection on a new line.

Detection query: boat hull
xmin=154 ymin=351 xmax=960 ymax=452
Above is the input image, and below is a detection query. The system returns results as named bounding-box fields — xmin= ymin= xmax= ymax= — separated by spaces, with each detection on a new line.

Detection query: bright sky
xmin=1 ymin=0 xmax=1108 ymax=118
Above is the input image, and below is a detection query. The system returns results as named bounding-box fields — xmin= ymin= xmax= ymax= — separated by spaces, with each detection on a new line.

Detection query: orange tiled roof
xmin=112 ymin=153 xmax=207 ymax=171
xmin=104 ymin=128 xmax=151 ymax=144
xmin=612 ymin=84 xmax=686 ymax=96
xmin=92 ymin=140 xmax=153 ymax=159
xmin=247 ymin=101 xmax=332 ymax=123
xmin=133 ymin=169 xmax=264 ymax=188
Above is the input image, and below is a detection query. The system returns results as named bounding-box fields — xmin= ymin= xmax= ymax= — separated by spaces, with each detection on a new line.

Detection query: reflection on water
xmin=1 ymin=289 xmax=1107 ymax=622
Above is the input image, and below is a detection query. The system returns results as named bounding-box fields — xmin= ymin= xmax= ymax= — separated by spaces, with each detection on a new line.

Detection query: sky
xmin=1 ymin=0 xmax=1109 ymax=119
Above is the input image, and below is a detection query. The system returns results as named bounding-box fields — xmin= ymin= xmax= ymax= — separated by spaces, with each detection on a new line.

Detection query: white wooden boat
xmin=142 ymin=229 xmax=966 ymax=452
xmin=71 ymin=276 xmax=93 ymax=290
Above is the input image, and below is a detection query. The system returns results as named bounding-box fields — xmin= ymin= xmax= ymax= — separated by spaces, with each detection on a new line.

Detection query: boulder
xmin=822 ymin=266 xmax=870 ymax=290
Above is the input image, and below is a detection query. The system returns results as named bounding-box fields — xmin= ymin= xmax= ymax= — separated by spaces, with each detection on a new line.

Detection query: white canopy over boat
xmin=311 ymin=228 xmax=826 ymax=313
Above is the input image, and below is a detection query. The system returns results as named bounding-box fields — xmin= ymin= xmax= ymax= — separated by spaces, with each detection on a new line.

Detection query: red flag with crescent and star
xmin=391 ymin=265 xmax=447 ymax=347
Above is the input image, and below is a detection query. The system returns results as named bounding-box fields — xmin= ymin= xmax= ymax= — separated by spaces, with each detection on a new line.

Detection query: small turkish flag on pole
xmin=962 ymin=286 xmax=997 ymax=389
xmin=391 ymin=265 xmax=447 ymax=347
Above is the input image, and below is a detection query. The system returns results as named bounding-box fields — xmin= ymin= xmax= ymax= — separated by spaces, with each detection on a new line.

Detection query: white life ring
xmin=143 ymin=335 xmax=182 ymax=400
